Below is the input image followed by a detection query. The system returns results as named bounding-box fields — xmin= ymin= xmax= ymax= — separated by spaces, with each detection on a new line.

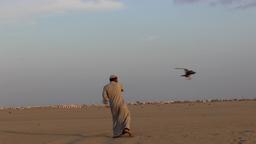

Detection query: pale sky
xmin=0 ymin=0 xmax=256 ymax=106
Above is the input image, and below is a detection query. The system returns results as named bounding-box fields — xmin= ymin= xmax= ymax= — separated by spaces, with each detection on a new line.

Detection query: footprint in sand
xmin=231 ymin=129 xmax=255 ymax=144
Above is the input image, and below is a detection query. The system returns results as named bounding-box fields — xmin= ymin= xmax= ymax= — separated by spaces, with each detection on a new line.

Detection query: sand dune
xmin=0 ymin=100 xmax=256 ymax=144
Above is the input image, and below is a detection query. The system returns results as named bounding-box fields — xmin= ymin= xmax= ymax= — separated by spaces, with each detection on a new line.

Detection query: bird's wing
xmin=175 ymin=68 xmax=186 ymax=70
xmin=175 ymin=68 xmax=189 ymax=72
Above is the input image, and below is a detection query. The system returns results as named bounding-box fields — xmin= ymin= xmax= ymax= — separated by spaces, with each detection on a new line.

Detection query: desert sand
xmin=0 ymin=100 xmax=256 ymax=144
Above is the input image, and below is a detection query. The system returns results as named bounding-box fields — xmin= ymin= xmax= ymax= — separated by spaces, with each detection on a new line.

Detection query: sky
xmin=0 ymin=0 xmax=256 ymax=106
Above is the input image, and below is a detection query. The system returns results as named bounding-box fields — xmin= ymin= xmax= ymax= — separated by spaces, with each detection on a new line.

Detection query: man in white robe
xmin=102 ymin=75 xmax=132 ymax=138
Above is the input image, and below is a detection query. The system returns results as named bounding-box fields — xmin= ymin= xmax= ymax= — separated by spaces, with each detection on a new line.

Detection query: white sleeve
xmin=102 ymin=86 xmax=109 ymax=104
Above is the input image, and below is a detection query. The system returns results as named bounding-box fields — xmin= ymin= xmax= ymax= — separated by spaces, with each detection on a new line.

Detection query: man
xmin=102 ymin=75 xmax=132 ymax=138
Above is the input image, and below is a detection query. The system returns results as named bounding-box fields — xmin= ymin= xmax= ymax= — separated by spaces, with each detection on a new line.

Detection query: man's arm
xmin=120 ymin=83 xmax=124 ymax=92
xmin=102 ymin=86 xmax=109 ymax=105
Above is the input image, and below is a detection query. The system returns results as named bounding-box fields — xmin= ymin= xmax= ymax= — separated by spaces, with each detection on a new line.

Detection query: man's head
xmin=109 ymin=75 xmax=118 ymax=82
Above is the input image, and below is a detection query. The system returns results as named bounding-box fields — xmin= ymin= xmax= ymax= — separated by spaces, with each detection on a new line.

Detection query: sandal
xmin=122 ymin=128 xmax=133 ymax=137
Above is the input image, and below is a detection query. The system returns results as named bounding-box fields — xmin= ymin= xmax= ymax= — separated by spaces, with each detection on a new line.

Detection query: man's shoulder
xmin=118 ymin=83 xmax=123 ymax=87
xmin=104 ymin=84 xmax=110 ymax=88
xmin=105 ymin=82 xmax=123 ymax=87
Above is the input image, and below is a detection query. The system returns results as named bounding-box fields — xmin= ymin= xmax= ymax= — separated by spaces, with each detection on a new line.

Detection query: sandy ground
xmin=0 ymin=101 xmax=256 ymax=144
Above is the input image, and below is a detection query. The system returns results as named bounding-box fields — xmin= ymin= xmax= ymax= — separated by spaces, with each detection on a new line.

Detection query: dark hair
xmin=110 ymin=77 xmax=118 ymax=82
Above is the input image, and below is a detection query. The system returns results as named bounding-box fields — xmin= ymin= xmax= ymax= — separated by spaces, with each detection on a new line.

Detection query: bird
xmin=175 ymin=68 xmax=196 ymax=80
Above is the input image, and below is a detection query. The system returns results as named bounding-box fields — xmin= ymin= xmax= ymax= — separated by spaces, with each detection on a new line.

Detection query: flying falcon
xmin=175 ymin=68 xmax=196 ymax=80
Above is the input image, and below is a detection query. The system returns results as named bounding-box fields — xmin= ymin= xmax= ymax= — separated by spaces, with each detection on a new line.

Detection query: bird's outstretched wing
xmin=175 ymin=68 xmax=189 ymax=72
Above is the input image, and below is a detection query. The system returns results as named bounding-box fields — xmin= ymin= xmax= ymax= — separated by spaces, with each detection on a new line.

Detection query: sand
xmin=0 ymin=100 xmax=256 ymax=144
